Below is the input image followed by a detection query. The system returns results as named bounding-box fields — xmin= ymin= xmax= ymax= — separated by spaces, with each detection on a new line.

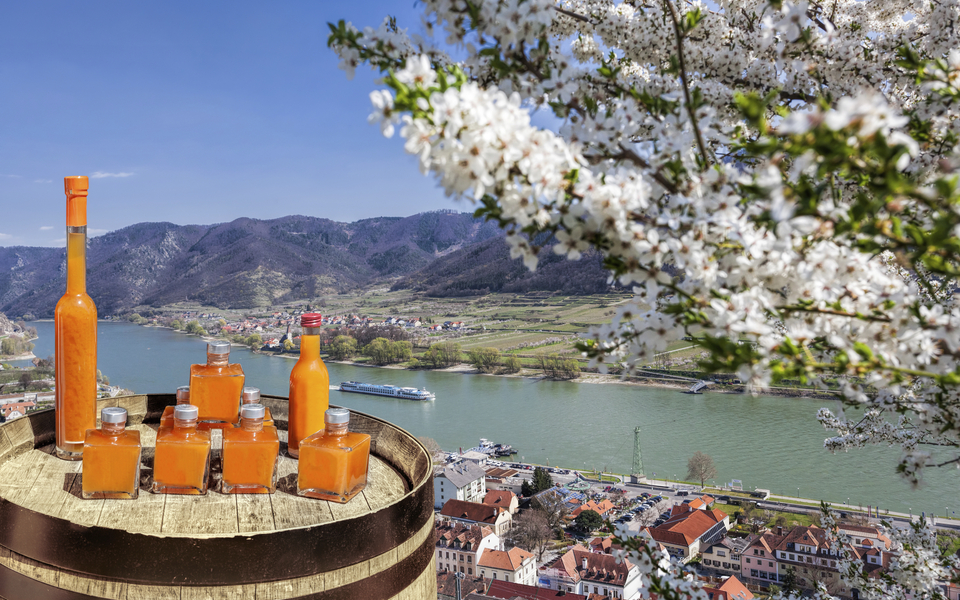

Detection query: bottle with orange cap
xmin=55 ymin=176 xmax=98 ymax=460
xmin=287 ymin=313 xmax=329 ymax=458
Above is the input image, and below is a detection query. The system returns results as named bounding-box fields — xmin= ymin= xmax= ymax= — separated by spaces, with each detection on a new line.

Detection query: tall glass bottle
xmin=287 ymin=313 xmax=329 ymax=458
xmin=190 ymin=341 xmax=244 ymax=428
xmin=55 ymin=176 xmax=98 ymax=461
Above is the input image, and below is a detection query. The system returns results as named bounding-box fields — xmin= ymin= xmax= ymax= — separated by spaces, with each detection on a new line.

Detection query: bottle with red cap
xmin=287 ymin=312 xmax=329 ymax=458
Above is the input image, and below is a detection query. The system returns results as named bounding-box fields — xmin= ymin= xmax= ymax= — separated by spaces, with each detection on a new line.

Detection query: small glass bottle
xmin=159 ymin=385 xmax=191 ymax=429
xmin=55 ymin=176 xmax=98 ymax=460
xmin=237 ymin=386 xmax=274 ymax=428
xmin=152 ymin=404 xmax=211 ymax=495
xmin=287 ymin=313 xmax=329 ymax=458
xmin=297 ymin=408 xmax=371 ymax=503
xmin=222 ymin=404 xmax=280 ymax=494
xmin=190 ymin=341 xmax=244 ymax=428
xmin=81 ymin=407 xmax=142 ymax=499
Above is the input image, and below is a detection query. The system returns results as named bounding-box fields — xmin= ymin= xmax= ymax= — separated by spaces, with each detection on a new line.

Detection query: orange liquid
xmin=288 ymin=334 xmax=329 ymax=456
xmin=190 ymin=362 xmax=244 ymax=423
xmin=55 ymin=231 xmax=97 ymax=459
xmin=297 ymin=429 xmax=370 ymax=503
xmin=222 ymin=425 xmax=280 ymax=494
xmin=82 ymin=428 xmax=141 ymax=499
xmin=152 ymin=426 xmax=211 ymax=494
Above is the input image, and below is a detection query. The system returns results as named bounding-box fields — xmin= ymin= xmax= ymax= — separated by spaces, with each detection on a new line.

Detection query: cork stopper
xmin=64 ymin=176 xmax=89 ymax=227
xmin=101 ymin=407 xmax=127 ymax=424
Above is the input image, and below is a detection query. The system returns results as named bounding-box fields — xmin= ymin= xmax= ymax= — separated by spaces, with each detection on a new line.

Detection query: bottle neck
xmin=174 ymin=418 xmax=198 ymax=431
xmin=325 ymin=422 xmax=348 ymax=436
xmin=207 ymin=353 xmax=229 ymax=366
xmin=101 ymin=422 xmax=125 ymax=435
xmin=300 ymin=331 xmax=320 ymax=359
xmin=240 ymin=417 xmax=264 ymax=432
xmin=65 ymin=226 xmax=86 ymax=294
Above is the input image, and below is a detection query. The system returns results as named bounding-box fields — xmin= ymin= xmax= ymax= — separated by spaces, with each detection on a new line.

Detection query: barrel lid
xmin=174 ymin=404 xmax=199 ymax=420
xmin=101 ymin=407 xmax=127 ymax=424
xmin=301 ymin=313 xmax=322 ymax=328
xmin=241 ymin=387 xmax=260 ymax=403
xmin=325 ymin=407 xmax=350 ymax=424
xmin=240 ymin=404 xmax=265 ymax=420
xmin=207 ymin=341 xmax=231 ymax=355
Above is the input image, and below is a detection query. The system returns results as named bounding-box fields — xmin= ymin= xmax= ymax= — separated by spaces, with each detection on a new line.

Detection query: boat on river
xmin=685 ymin=380 xmax=713 ymax=394
xmin=468 ymin=438 xmax=516 ymax=456
xmin=338 ymin=381 xmax=435 ymax=401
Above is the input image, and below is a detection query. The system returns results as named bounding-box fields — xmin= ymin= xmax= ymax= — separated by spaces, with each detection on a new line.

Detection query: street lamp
xmin=797 ymin=487 xmax=800 ymax=499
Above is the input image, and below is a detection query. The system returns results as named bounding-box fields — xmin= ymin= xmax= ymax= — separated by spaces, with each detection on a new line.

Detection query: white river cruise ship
xmin=338 ymin=381 xmax=435 ymax=401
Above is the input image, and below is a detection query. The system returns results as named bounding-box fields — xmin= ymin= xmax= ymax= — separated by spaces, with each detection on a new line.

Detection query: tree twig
xmin=663 ymin=0 xmax=711 ymax=169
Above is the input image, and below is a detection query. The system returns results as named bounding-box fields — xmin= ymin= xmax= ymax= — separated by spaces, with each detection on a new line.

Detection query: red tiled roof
xmin=650 ymin=505 xmax=726 ymax=546
xmin=486 ymin=579 xmax=588 ymax=600
xmin=441 ymin=499 xmax=505 ymax=526
xmin=547 ymin=547 xmax=634 ymax=586
xmin=483 ymin=490 xmax=516 ymax=508
xmin=436 ymin=521 xmax=497 ymax=550
xmin=477 ymin=547 xmax=533 ymax=571
xmin=437 ymin=570 xmax=488 ymax=597
xmin=704 ymin=575 xmax=753 ymax=600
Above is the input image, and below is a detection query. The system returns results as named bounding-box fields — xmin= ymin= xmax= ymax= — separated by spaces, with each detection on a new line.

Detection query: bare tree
xmin=532 ymin=491 xmax=569 ymax=535
xmin=635 ymin=509 xmax=658 ymax=529
xmin=417 ymin=436 xmax=444 ymax=464
xmin=686 ymin=451 xmax=717 ymax=489
xmin=505 ymin=510 xmax=553 ymax=562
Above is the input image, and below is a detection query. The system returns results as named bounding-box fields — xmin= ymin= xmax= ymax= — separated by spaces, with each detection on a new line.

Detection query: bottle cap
xmin=174 ymin=404 xmax=199 ymax=420
xmin=101 ymin=407 xmax=127 ymax=424
xmin=241 ymin=387 xmax=260 ymax=404
xmin=207 ymin=341 xmax=231 ymax=355
xmin=324 ymin=407 xmax=350 ymax=425
xmin=300 ymin=313 xmax=323 ymax=328
xmin=240 ymin=404 xmax=266 ymax=420
xmin=176 ymin=385 xmax=190 ymax=402
xmin=64 ymin=176 xmax=89 ymax=227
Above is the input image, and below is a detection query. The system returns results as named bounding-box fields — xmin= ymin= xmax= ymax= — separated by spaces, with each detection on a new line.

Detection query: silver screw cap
xmin=240 ymin=404 xmax=266 ymax=420
xmin=174 ymin=404 xmax=199 ymax=420
xmin=101 ymin=407 xmax=127 ymax=424
xmin=324 ymin=407 xmax=350 ymax=425
xmin=176 ymin=385 xmax=190 ymax=402
xmin=207 ymin=341 xmax=231 ymax=355
xmin=241 ymin=387 xmax=260 ymax=404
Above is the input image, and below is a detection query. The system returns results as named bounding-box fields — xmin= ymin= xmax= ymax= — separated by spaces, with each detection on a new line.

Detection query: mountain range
xmin=0 ymin=212 xmax=614 ymax=317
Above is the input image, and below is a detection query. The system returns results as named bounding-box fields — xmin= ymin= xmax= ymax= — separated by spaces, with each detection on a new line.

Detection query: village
xmin=430 ymin=449 xmax=960 ymax=600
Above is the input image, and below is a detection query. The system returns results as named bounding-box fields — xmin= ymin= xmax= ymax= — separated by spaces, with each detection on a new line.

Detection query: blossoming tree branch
xmin=329 ymin=0 xmax=959 ymax=596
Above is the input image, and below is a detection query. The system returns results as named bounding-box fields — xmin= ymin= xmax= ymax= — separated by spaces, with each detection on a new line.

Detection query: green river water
xmin=15 ymin=320 xmax=958 ymax=517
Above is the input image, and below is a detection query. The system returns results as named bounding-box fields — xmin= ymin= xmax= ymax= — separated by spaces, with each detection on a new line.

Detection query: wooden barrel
xmin=0 ymin=394 xmax=436 ymax=600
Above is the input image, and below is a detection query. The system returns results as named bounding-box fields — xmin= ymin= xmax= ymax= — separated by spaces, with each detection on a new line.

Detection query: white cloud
xmin=1 ymin=174 xmax=21 ymax=178
xmin=39 ymin=226 xmax=54 ymax=231
xmin=90 ymin=171 xmax=134 ymax=179
xmin=0 ymin=233 xmax=11 ymax=239
xmin=34 ymin=179 xmax=53 ymax=184
xmin=87 ymin=228 xmax=109 ymax=236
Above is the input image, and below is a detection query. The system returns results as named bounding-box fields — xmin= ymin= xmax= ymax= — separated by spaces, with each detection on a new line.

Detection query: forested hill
xmin=0 ymin=212 xmax=614 ymax=317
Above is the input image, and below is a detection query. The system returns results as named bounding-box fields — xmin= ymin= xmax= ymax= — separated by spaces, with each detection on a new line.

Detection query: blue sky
xmin=0 ymin=1 xmax=461 ymax=247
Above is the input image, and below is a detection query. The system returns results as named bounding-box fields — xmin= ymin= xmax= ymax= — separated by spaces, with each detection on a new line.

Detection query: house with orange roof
xmin=541 ymin=544 xmax=643 ymax=599
xmin=740 ymin=531 xmax=783 ymax=584
xmin=570 ymin=499 xmax=615 ymax=519
xmin=440 ymin=498 xmax=513 ymax=537
xmin=477 ymin=547 xmax=536 ymax=586
xmin=482 ymin=490 xmax=519 ymax=515
xmin=686 ymin=494 xmax=716 ymax=510
xmin=704 ymin=575 xmax=753 ymax=600
xmin=483 ymin=579 xmax=590 ymax=600
xmin=435 ymin=521 xmax=502 ymax=577
xmin=648 ymin=503 xmax=731 ymax=562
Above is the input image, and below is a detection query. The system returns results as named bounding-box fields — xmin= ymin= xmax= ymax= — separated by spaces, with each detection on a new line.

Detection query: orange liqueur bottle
xmin=190 ymin=341 xmax=244 ymax=428
xmin=152 ymin=405 xmax=211 ymax=495
xmin=160 ymin=385 xmax=191 ymax=429
xmin=297 ymin=408 xmax=370 ymax=503
xmin=287 ymin=313 xmax=329 ymax=458
xmin=222 ymin=404 xmax=280 ymax=494
xmin=238 ymin=387 xmax=274 ymax=428
xmin=82 ymin=407 xmax=142 ymax=499
xmin=55 ymin=176 xmax=98 ymax=460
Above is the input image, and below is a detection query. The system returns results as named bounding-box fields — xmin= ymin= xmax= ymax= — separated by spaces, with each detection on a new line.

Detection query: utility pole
xmin=632 ymin=426 xmax=644 ymax=481
xmin=455 ymin=571 xmax=464 ymax=600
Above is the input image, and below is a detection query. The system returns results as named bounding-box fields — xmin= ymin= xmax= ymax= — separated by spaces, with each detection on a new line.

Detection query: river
xmin=13 ymin=320 xmax=958 ymax=517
